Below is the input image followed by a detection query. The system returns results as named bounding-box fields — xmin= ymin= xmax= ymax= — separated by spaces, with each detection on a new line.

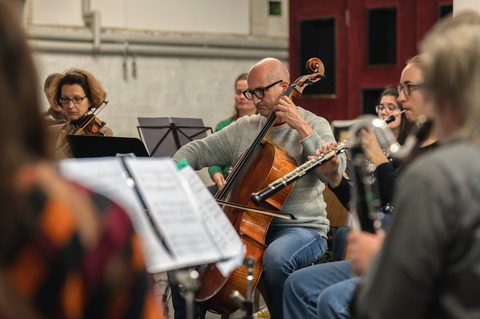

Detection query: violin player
xmin=43 ymin=72 xmax=66 ymax=124
xmin=52 ymin=68 xmax=113 ymax=158
xmin=170 ymin=57 xmax=346 ymax=319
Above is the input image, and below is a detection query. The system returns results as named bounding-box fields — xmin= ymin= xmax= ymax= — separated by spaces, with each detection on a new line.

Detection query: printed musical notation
xmin=58 ymin=157 xmax=245 ymax=275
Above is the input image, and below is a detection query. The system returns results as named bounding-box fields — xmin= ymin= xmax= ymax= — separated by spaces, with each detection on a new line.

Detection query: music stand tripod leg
xmin=231 ymin=256 xmax=256 ymax=319
xmin=174 ymin=269 xmax=201 ymax=319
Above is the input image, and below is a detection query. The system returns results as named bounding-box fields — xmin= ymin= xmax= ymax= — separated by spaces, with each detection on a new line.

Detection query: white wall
xmin=28 ymin=0 xmax=250 ymax=35
xmin=24 ymin=0 xmax=289 ymax=139
xmin=453 ymin=0 xmax=480 ymax=14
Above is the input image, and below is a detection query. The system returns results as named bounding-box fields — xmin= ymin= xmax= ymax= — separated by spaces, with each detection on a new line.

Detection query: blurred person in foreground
xmin=0 ymin=1 xmax=163 ymax=318
xmin=352 ymin=10 xmax=480 ymax=319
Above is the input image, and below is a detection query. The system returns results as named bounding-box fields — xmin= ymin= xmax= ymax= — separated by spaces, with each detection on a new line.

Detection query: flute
xmin=251 ymin=111 xmax=405 ymax=206
xmin=384 ymin=109 xmax=406 ymax=124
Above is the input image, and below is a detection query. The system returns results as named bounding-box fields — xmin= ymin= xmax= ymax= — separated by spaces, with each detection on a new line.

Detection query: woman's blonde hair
xmin=421 ymin=11 xmax=480 ymax=143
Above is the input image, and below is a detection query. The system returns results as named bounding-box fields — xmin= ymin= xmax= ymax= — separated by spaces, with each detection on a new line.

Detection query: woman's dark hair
xmin=378 ymin=86 xmax=415 ymax=145
xmin=0 ymin=0 xmax=48 ymax=249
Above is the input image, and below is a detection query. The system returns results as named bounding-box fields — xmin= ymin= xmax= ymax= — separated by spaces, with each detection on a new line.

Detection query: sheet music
xmin=58 ymin=157 xmax=244 ymax=274
xmin=123 ymin=158 xmax=223 ymax=269
xmin=176 ymin=165 xmax=245 ymax=275
xmin=58 ymin=158 xmax=176 ymax=272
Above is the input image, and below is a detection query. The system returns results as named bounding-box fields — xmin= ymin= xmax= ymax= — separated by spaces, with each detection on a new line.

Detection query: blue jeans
xmin=283 ymin=260 xmax=354 ymax=319
xmin=262 ymin=225 xmax=328 ymax=319
xmin=317 ymin=275 xmax=360 ymax=319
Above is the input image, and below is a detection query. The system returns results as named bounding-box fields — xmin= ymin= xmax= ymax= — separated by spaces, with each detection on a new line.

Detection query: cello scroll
xmin=287 ymin=58 xmax=326 ymax=99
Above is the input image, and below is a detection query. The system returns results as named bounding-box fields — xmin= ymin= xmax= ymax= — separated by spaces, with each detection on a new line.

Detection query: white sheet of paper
xmin=58 ymin=157 xmax=245 ymax=275
xmin=58 ymin=158 xmax=176 ymax=272
xmin=124 ymin=158 xmax=222 ymax=269
xmin=176 ymin=165 xmax=245 ymax=275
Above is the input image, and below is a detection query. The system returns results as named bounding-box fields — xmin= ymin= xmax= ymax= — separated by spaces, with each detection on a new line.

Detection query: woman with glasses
xmin=208 ymin=73 xmax=257 ymax=193
xmin=375 ymin=86 xmax=414 ymax=145
xmin=52 ymin=68 xmax=113 ymax=158
xmin=284 ymin=56 xmax=437 ymax=319
xmin=361 ymin=86 xmax=415 ymax=208
xmin=397 ymin=55 xmax=437 ymax=148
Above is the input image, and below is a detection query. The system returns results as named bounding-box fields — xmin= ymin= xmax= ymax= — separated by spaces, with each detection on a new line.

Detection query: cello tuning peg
xmin=243 ymin=256 xmax=256 ymax=268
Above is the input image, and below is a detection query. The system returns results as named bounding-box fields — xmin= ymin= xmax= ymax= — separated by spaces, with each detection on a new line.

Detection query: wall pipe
xmin=28 ymin=29 xmax=287 ymax=50
xmin=82 ymin=0 xmax=101 ymax=51
xmin=28 ymin=38 xmax=288 ymax=60
xmin=27 ymin=29 xmax=287 ymax=59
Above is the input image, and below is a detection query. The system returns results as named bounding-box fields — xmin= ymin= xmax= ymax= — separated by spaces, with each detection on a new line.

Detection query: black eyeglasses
xmin=375 ymin=103 xmax=399 ymax=114
xmin=397 ymin=82 xmax=423 ymax=97
xmin=242 ymin=80 xmax=283 ymax=100
xmin=59 ymin=96 xmax=87 ymax=105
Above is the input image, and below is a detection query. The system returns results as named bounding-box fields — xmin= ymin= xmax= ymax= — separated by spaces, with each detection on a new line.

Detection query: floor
xmin=154 ymin=272 xmax=264 ymax=319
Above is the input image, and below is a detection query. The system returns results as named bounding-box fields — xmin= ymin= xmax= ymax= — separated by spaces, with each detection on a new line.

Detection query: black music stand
xmin=137 ymin=117 xmax=212 ymax=157
xmin=66 ymin=135 xmax=150 ymax=158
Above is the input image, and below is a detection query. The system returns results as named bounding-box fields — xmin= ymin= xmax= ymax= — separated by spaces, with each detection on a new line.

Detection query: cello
xmin=193 ymin=58 xmax=326 ymax=315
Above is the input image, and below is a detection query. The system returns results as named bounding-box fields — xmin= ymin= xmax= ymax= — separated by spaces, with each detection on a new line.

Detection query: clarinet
xmin=251 ymin=112 xmax=403 ymax=206
xmin=251 ymin=142 xmax=347 ymax=205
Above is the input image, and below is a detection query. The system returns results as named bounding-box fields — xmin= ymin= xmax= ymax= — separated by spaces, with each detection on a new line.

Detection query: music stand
xmin=137 ymin=117 xmax=212 ymax=157
xmin=66 ymin=135 xmax=150 ymax=158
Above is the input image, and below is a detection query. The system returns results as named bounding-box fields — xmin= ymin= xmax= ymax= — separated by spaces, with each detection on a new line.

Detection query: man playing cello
xmin=171 ymin=57 xmax=346 ymax=319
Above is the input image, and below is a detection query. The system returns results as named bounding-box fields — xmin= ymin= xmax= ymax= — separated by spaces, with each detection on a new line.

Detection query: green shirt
xmin=208 ymin=116 xmax=234 ymax=179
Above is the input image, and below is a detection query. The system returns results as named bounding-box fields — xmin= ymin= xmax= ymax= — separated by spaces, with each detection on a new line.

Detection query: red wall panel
xmin=289 ymin=0 xmax=452 ymax=122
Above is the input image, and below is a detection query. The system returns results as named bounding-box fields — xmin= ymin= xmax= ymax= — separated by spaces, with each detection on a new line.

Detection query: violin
xmin=56 ymin=101 xmax=110 ymax=158
xmin=71 ymin=100 xmax=109 ymax=136
xmin=72 ymin=113 xmax=107 ymax=136
xmin=193 ymin=58 xmax=326 ymax=314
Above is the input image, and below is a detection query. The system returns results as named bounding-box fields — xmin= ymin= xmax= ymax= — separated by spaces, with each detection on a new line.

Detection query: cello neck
xmin=283 ymin=83 xmax=298 ymax=99
xmin=216 ymin=111 xmax=277 ymax=200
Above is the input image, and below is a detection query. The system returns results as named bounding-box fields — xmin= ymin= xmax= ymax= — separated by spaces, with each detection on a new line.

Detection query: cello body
xmin=196 ymin=140 xmax=297 ymax=313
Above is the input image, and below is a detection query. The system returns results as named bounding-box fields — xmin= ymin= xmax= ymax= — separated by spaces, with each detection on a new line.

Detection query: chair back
xmin=323 ymin=186 xmax=351 ymax=260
